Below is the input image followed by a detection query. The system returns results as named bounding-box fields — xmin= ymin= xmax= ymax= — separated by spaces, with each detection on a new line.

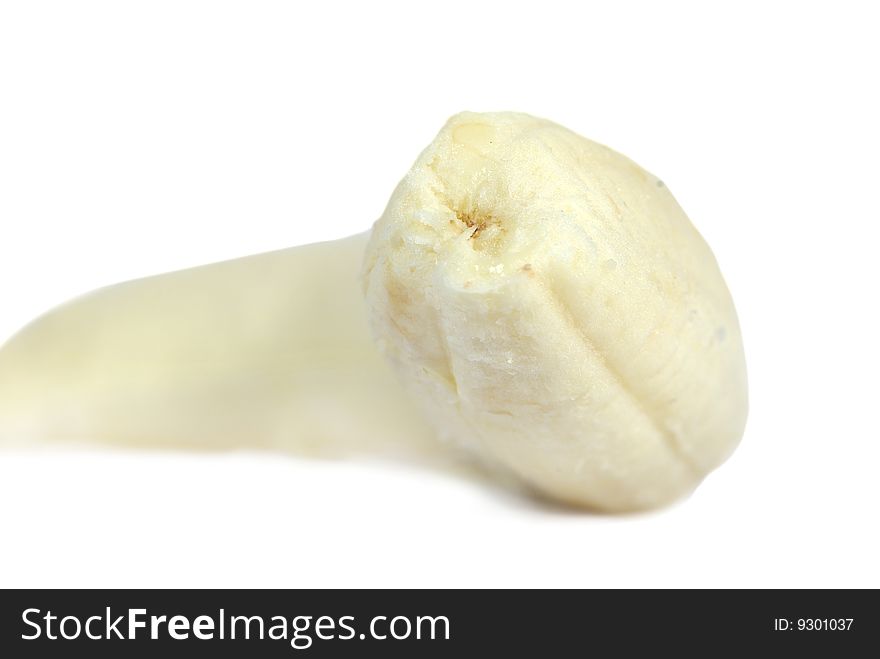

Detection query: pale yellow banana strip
xmin=0 ymin=233 xmax=441 ymax=464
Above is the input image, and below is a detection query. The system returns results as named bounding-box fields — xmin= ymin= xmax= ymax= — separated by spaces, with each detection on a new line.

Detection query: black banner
xmin=0 ymin=589 xmax=876 ymax=656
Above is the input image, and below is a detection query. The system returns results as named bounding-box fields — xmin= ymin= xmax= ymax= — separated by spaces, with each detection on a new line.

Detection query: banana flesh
xmin=363 ymin=112 xmax=748 ymax=511
xmin=0 ymin=111 xmax=747 ymax=512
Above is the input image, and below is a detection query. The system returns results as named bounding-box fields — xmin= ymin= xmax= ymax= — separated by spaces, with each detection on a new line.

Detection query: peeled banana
xmin=0 ymin=111 xmax=747 ymax=511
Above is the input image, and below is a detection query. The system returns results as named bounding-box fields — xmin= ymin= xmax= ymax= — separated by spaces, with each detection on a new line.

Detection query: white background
xmin=1 ymin=1 xmax=878 ymax=588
